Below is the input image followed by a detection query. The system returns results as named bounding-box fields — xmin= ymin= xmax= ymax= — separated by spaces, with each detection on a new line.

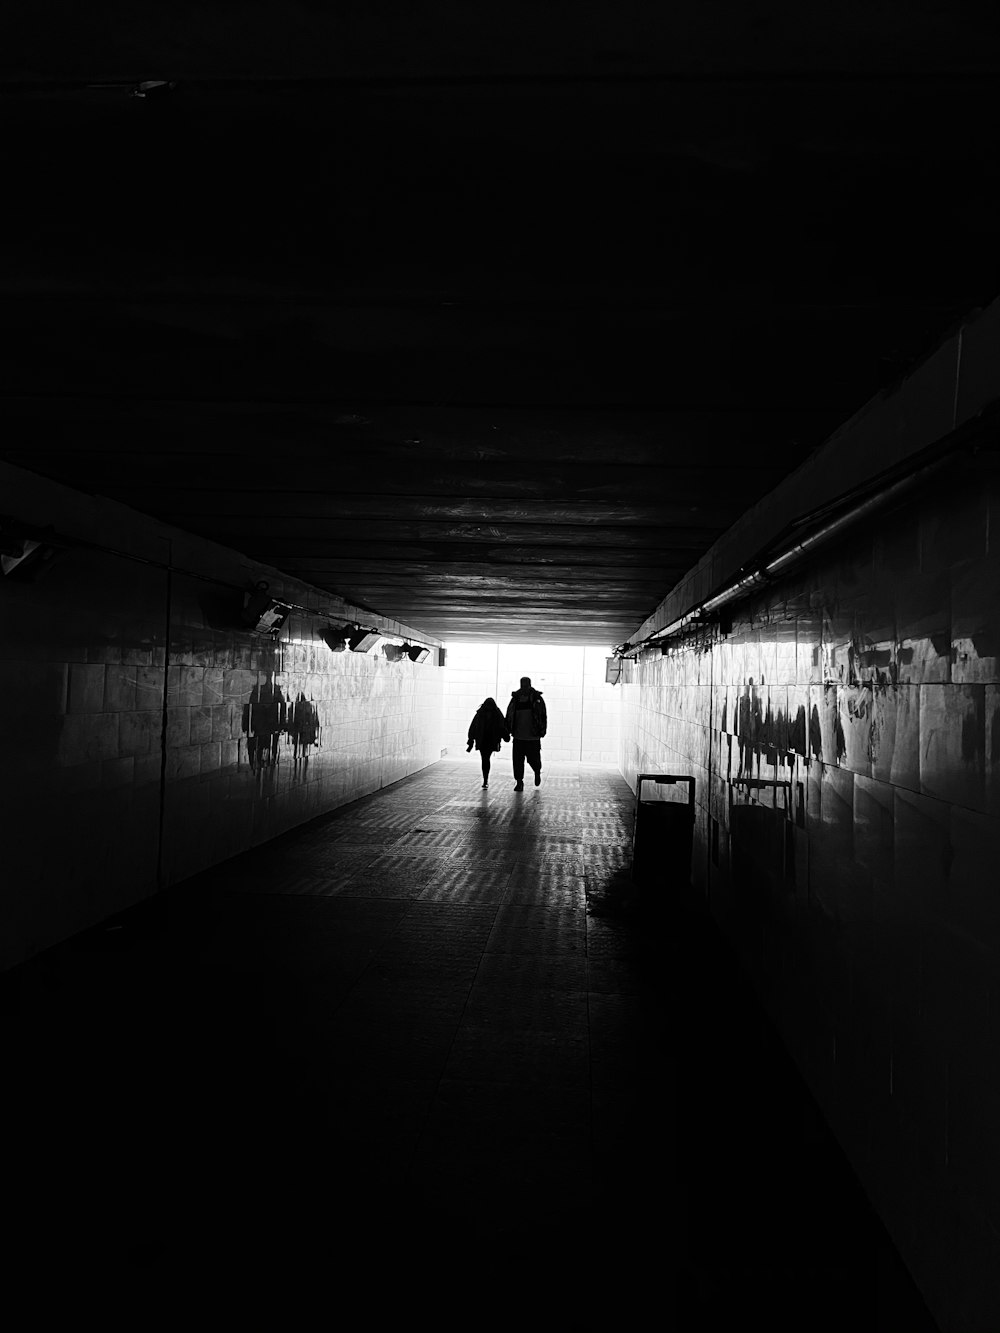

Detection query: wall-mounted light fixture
xmin=348 ymin=629 xmax=383 ymax=653
xmin=241 ymin=581 xmax=291 ymax=636
xmin=130 ymin=79 xmax=177 ymax=99
xmin=321 ymin=625 xmax=349 ymax=652
xmin=2 ymin=537 xmax=44 ymax=578
xmin=0 ymin=519 xmax=60 ymax=580
xmin=322 ymin=622 xmax=433 ymax=661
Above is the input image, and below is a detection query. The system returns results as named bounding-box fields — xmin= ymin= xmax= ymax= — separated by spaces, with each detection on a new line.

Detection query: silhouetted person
xmin=505 ymin=675 xmax=547 ymax=790
xmin=466 ymin=697 xmax=509 ymax=788
xmin=241 ymin=671 xmax=287 ymax=770
xmin=288 ymin=692 xmax=320 ymax=761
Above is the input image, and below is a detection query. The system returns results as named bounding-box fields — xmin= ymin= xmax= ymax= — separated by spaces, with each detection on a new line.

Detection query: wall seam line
xmin=952 ymin=324 xmax=964 ymax=429
xmin=155 ymin=541 xmax=173 ymax=894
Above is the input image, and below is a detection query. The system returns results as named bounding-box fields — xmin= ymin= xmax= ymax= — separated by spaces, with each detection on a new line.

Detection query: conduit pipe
xmin=623 ymin=430 xmax=992 ymax=657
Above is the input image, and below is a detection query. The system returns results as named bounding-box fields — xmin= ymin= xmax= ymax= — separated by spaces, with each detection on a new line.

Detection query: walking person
xmin=466 ymin=697 xmax=509 ymax=788
xmin=505 ymin=676 xmax=547 ymax=790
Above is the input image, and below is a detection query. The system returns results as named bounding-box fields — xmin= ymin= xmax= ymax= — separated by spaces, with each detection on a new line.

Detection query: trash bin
xmin=631 ymin=773 xmax=695 ymax=891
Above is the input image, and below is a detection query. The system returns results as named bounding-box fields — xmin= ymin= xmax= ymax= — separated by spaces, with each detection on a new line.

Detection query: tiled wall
xmin=442 ymin=641 xmax=620 ymax=767
xmin=618 ymin=457 xmax=1000 ymax=1332
xmin=1 ymin=544 xmax=169 ymax=967
xmin=158 ymin=575 xmax=444 ymax=888
xmin=0 ymin=463 xmax=443 ymax=970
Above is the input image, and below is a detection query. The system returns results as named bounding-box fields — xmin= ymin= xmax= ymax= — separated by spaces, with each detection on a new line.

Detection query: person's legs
xmin=525 ymin=739 xmax=542 ymax=785
xmin=512 ymin=740 xmax=526 ymax=787
xmin=481 ymin=751 xmax=491 ymax=786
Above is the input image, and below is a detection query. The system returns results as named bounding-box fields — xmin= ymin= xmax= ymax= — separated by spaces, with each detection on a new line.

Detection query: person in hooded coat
xmin=466 ymin=697 xmax=510 ymax=788
xmin=504 ymin=675 xmax=547 ymax=790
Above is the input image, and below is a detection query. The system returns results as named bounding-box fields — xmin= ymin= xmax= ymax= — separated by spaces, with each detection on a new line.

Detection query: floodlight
xmin=241 ymin=582 xmax=291 ymax=635
xmin=0 ymin=520 xmax=59 ymax=580
xmin=322 ymin=626 xmax=348 ymax=652
xmin=1 ymin=538 xmax=44 ymax=578
xmin=349 ymin=630 xmax=382 ymax=653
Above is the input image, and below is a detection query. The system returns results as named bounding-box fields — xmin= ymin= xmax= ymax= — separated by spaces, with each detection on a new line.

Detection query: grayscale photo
xmin=3 ymin=7 xmax=999 ymax=1331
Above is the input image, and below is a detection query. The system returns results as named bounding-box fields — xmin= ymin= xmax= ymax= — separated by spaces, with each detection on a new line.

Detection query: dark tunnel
xmin=3 ymin=7 xmax=1000 ymax=1329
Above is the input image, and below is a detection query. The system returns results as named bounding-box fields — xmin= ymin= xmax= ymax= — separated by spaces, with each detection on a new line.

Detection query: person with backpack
xmin=466 ymin=697 xmax=510 ymax=788
xmin=504 ymin=676 xmax=547 ymax=790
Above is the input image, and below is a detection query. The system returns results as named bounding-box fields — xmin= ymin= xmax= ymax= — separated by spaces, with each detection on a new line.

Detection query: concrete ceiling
xmin=2 ymin=6 xmax=1000 ymax=644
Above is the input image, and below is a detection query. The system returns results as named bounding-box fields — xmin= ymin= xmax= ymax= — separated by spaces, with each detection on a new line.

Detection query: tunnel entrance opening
xmin=441 ymin=640 xmax=621 ymax=767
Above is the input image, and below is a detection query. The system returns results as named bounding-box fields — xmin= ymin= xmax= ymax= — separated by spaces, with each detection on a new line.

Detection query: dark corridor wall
xmin=619 ymin=454 xmax=1000 ymax=1331
xmin=0 ymin=462 xmax=443 ymax=971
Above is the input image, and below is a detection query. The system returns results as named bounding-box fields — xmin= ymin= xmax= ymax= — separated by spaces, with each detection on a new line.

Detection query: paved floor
xmin=6 ymin=760 xmax=938 ymax=1329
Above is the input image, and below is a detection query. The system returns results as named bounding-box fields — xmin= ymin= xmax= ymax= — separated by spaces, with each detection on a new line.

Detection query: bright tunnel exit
xmin=441 ymin=642 xmax=621 ymax=766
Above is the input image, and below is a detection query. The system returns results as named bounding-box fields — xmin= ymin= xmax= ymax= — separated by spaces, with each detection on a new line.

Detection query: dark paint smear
xmin=961 ymin=690 xmax=986 ymax=764
xmin=848 ymin=643 xmax=893 ymax=687
xmin=834 ymin=709 xmax=846 ymax=762
xmin=930 ymin=633 xmax=951 ymax=661
xmin=790 ymin=705 xmax=807 ymax=756
xmin=867 ymin=685 xmax=887 ymax=764
xmin=972 ymin=632 xmax=998 ymax=660
xmin=809 ymin=704 xmax=823 ymax=760
xmin=773 ymin=705 xmax=789 ymax=754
